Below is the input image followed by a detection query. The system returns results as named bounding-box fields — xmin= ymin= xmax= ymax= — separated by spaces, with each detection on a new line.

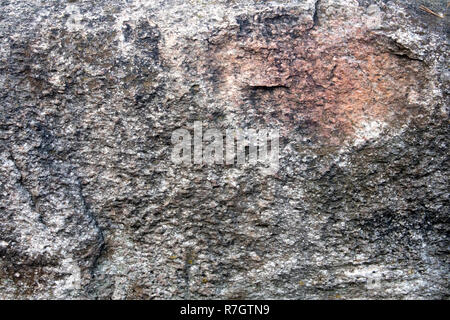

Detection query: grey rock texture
xmin=0 ymin=0 xmax=448 ymax=299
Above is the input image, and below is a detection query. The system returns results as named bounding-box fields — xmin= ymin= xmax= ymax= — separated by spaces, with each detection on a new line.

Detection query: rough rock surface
xmin=0 ymin=0 xmax=448 ymax=299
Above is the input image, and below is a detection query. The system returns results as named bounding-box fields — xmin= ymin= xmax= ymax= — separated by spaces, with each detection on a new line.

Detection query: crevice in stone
xmin=391 ymin=51 xmax=423 ymax=62
xmin=8 ymin=151 xmax=41 ymax=221
xmin=246 ymin=84 xmax=289 ymax=91
xmin=76 ymin=176 xmax=105 ymax=278
xmin=311 ymin=0 xmax=321 ymax=30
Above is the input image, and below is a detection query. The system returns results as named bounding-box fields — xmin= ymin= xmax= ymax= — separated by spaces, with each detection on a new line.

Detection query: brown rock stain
xmin=200 ymin=10 xmax=430 ymax=145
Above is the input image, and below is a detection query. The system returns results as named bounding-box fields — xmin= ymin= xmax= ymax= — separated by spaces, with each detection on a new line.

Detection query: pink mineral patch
xmin=199 ymin=11 xmax=429 ymax=145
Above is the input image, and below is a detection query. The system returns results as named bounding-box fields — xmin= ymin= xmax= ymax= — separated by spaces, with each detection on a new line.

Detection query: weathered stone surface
xmin=0 ymin=0 xmax=448 ymax=299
